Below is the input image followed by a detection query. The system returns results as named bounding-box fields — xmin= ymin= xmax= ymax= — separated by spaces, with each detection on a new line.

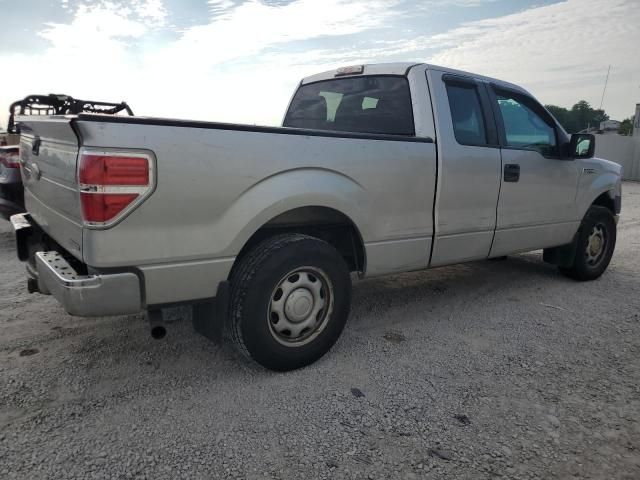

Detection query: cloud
xmin=424 ymin=0 xmax=640 ymax=118
xmin=158 ymin=0 xmax=401 ymax=66
xmin=207 ymin=0 xmax=237 ymax=16
xmin=287 ymin=0 xmax=640 ymax=120
xmin=417 ymin=0 xmax=499 ymax=6
xmin=0 ymin=0 xmax=403 ymax=127
xmin=34 ymin=1 xmax=168 ymax=61
xmin=1 ymin=0 xmax=638 ymax=130
xmin=39 ymin=5 xmax=146 ymax=51
xmin=133 ymin=0 xmax=168 ymax=24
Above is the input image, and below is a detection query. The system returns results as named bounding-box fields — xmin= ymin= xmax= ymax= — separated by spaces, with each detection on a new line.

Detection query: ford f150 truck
xmin=11 ymin=63 xmax=621 ymax=371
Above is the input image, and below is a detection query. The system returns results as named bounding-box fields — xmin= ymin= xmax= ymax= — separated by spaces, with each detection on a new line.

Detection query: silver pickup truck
xmin=11 ymin=63 xmax=621 ymax=371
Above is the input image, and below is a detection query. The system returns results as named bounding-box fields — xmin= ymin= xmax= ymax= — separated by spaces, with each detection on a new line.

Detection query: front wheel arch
xmin=545 ymin=193 xmax=618 ymax=268
xmin=556 ymin=205 xmax=617 ymax=281
xmin=590 ymin=191 xmax=616 ymax=215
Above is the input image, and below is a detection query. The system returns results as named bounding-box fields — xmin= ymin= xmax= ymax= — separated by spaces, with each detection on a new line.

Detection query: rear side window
xmin=445 ymin=83 xmax=488 ymax=146
xmin=283 ymin=76 xmax=415 ymax=136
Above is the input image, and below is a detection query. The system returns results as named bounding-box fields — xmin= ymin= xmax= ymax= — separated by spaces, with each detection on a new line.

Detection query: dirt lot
xmin=1 ymin=182 xmax=640 ymax=480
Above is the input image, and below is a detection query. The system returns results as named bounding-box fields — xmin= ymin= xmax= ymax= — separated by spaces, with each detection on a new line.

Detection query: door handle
xmin=504 ymin=164 xmax=520 ymax=182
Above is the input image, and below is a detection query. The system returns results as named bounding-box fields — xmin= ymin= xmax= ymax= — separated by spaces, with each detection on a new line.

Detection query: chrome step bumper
xmin=35 ymin=251 xmax=142 ymax=317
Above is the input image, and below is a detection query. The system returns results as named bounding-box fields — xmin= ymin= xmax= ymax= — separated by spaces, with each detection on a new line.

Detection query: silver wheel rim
xmin=268 ymin=266 xmax=334 ymax=347
xmin=585 ymin=223 xmax=607 ymax=266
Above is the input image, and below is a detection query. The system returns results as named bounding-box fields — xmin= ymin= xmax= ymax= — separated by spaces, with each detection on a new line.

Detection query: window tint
xmin=283 ymin=76 xmax=414 ymax=136
xmin=445 ymin=83 xmax=488 ymax=146
xmin=496 ymin=92 xmax=557 ymax=155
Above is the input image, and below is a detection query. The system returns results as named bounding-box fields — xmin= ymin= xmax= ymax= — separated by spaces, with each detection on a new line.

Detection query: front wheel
xmin=559 ymin=205 xmax=616 ymax=281
xmin=228 ymin=234 xmax=352 ymax=371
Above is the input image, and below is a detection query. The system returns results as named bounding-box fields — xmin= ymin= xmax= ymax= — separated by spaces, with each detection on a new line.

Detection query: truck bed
xmin=18 ymin=113 xmax=437 ymax=305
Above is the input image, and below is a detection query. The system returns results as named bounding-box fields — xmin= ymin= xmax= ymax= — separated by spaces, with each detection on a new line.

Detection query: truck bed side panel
xmin=75 ymin=120 xmax=437 ymax=303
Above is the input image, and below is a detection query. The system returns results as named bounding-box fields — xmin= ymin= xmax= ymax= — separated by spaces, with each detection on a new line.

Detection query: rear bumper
xmin=35 ymin=251 xmax=142 ymax=317
xmin=11 ymin=213 xmax=143 ymax=317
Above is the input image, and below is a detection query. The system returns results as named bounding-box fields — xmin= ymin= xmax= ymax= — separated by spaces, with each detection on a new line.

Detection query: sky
xmin=0 ymin=0 xmax=638 ymax=129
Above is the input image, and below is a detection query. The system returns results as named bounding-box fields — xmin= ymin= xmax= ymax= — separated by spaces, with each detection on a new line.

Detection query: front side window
xmin=283 ymin=76 xmax=415 ymax=136
xmin=445 ymin=83 xmax=488 ymax=146
xmin=495 ymin=91 xmax=557 ymax=155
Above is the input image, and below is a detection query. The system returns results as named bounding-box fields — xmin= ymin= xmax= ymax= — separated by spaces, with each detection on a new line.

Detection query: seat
xmin=450 ymin=98 xmax=485 ymax=144
xmin=288 ymin=97 xmax=328 ymax=130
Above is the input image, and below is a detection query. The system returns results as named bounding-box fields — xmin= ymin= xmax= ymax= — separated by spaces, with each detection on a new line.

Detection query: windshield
xmin=283 ymin=75 xmax=415 ymax=136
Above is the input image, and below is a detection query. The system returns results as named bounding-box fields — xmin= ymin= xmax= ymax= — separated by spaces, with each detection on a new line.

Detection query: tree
xmin=546 ymin=105 xmax=570 ymax=130
xmin=544 ymin=100 xmax=609 ymax=133
xmin=618 ymin=116 xmax=635 ymax=136
xmin=572 ymin=100 xmax=608 ymax=132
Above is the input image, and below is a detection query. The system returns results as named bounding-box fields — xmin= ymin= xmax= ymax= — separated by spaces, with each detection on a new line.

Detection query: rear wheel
xmin=559 ymin=205 xmax=616 ymax=281
xmin=228 ymin=234 xmax=351 ymax=371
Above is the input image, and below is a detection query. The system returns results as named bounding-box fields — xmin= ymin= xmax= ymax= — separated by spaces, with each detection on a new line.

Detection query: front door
xmin=489 ymin=87 xmax=580 ymax=257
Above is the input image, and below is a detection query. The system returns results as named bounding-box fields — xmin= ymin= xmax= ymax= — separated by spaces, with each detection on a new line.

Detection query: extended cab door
xmin=427 ymin=71 xmax=502 ymax=266
xmin=488 ymin=86 xmax=580 ymax=256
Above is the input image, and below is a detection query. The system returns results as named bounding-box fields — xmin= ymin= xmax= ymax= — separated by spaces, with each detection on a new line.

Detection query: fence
xmin=594 ymin=134 xmax=640 ymax=181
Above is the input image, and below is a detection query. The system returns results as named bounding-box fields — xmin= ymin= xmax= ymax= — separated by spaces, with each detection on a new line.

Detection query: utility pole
xmin=599 ymin=65 xmax=611 ymax=111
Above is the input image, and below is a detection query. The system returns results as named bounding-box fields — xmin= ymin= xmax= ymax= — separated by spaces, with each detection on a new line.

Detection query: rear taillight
xmin=0 ymin=148 xmax=20 ymax=169
xmin=80 ymin=154 xmax=149 ymax=185
xmin=78 ymin=150 xmax=154 ymax=226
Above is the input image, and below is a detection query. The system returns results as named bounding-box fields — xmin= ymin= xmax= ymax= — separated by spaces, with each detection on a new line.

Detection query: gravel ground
xmin=1 ymin=182 xmax=640 ymax=480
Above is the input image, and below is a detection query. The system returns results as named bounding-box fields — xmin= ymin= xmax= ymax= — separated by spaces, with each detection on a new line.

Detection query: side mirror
xmin=569 ymin=133 xmax=595 ymax=159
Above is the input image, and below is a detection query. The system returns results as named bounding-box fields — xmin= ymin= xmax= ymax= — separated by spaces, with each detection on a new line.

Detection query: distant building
xmin=581 ymin=120 xmax=620 ymax=135
xmin=580 ymin=121 xmax=620 ymax=135
xmin=600 ymin=119 xmax=621 ymax=131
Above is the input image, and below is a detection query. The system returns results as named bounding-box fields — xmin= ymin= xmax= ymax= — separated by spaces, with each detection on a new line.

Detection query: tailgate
xmin=18 ymin=116 xmax=83 ymax=259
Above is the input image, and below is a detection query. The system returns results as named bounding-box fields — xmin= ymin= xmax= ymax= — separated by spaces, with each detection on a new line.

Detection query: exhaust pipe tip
xmin=148 ymin=309 xmax=167 ymax=340
xmin=150 ymin=325 xmax=166 ymax=340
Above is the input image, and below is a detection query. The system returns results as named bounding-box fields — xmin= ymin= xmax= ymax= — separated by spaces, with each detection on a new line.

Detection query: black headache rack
xmin=8 ymin=94 xmax=134 ymax=134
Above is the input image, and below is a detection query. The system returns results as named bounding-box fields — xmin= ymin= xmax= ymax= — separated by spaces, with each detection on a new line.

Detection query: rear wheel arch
xmin=228 ymin=232 xmax=353 ymax=370
xmin=232 ymin=206 xmax=366 ymax=276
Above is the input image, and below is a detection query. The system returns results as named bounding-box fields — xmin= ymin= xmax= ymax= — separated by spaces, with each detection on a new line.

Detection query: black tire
xmin=559 ymin=205 xmax=616 ymax=281
xmin=228 ymin=234 xmax=351 ymax=371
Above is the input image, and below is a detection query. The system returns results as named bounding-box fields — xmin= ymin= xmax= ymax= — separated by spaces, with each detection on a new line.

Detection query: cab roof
xmin=300 ymin=62 xmax=526 ymax=94
xmin=301 ymin=63 xmax=419 ymax=84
